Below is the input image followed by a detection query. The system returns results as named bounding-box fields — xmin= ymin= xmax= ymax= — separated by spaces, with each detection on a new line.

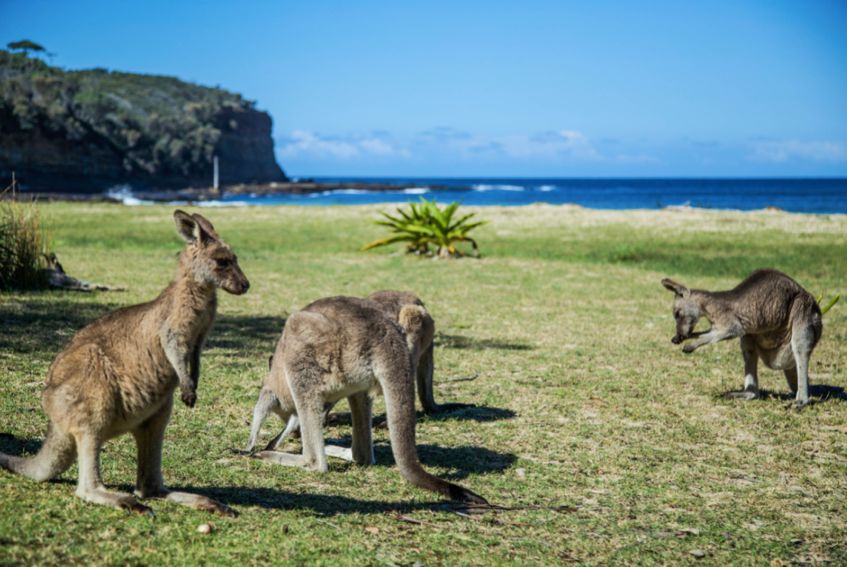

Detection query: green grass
xmin=1 ymin=203 xmax=846 ymax=566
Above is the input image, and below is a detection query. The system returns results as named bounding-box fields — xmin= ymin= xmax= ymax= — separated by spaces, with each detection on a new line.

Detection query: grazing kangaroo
xmin=243 ymin=290 xmax=465 ymax=454
xmin=662 ymin=269 xmax=822 ymax=406
xmin=248 ymin=295 xmax=488 ymax=505
xmin=0 ymin=211 xmax=249 ymax=515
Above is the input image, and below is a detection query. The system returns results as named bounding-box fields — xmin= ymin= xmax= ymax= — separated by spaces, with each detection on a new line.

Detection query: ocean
xmin=117 ymin=178 xmax=847 ymax=214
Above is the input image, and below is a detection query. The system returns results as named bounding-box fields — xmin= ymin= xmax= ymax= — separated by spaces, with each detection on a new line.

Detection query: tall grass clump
xmin=0 ymin=184 xmax=51 ymax=289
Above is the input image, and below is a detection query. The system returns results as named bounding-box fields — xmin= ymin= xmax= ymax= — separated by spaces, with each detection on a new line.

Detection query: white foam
xmin=104 ymin=185 xmax=154 ymax=206
xmin=194 ymin=200 xmax=248 ymax=207
xmin=472 ymin=184 xmax=525 ymax=192
xmin=537 ymin=185 xmax=556 ymax=192
xmin=322 ymin=188 xmax=371 ymax=196
xmin=402 ymin=187 xmax=431 ymax=194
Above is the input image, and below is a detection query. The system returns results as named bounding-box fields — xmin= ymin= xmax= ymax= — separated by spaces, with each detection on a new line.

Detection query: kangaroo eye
xmin=216 ymin=258 xmax=232 ymax=268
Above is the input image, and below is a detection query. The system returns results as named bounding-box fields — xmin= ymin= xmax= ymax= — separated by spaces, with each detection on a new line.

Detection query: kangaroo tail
xmin=0 ymin=422 xmax=76 ymax=482
xmin=381 ymin=361 xmax=488 ymax=506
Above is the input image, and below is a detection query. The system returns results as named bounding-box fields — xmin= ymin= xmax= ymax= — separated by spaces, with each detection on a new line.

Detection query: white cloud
xmin=278 ymin=128 xmax=655 ymax=165
xmin=524 ymin=129 xmax=600 ymax=159
xmin=750 ymin=140 xmax=847 ymax=163
xmin=278 ymin=130 xmax=408 ymax=159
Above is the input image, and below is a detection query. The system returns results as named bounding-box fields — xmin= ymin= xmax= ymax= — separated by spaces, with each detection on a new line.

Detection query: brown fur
xmin=250 ymin=295 xmax=488 ymax=505
xmin=242 ymin=290 xmax=468 ymax=454
xmin=0 ymin=210 xmax=249 ymax=515
xmin=662 ymin=268 xmax=822 ymax=406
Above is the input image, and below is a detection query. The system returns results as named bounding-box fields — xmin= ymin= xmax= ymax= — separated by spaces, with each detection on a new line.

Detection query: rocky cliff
xmin=0 ymin=50 xmax=286 ymax=192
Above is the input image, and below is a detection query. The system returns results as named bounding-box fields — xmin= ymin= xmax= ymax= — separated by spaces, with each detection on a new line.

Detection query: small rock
xmin=515 ymin=468 xmax=526 ymax=479
xmin=197 ymin=523 xmax=214 ymax=535
xmin=689 ymin=549 xmax=706 ymax=559
xmin=365 ymin=526 xmax=380 ymax=535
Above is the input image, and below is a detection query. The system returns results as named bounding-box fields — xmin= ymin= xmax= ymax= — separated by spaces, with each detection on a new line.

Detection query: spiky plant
xmin=362 ymin=198 xmax=487 ymax=258
xmin=816 ymin=294 xmax=840 ymax=316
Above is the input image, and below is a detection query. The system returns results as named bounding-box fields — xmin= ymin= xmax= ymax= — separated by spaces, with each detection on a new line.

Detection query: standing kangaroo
xmin=0 ymin=211 xmax=249 ymax=515
xmin=662 ymin=269 xmax=822 ymax=407
xmin=242 ymin=290 xmax=466 ymax=454
xmin=247 ymin=295 xmax=488 ymax=505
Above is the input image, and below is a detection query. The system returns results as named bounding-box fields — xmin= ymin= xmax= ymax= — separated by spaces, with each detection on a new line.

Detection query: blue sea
xmin=120 ymin=178 xmax=847 ymax=214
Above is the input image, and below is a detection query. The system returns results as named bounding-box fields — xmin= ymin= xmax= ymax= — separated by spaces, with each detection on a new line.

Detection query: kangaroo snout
xmin=225 ymin=277 xmax=250 ymax=295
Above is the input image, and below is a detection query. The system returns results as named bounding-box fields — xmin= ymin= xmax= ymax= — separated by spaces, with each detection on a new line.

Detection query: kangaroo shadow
xmin=169 ymin=485 xmax=465 ymax=516
xmin=205 ymin=314 xmax=286 ymax=352
xmin=436 ymin=333 xmax=533 ymax=351
xmin=0 ymin=297 xmax=118 ymax=355
xmin=315 ymin=435 xmax=516 ymax=480
xmin=0 ymin=432 xmax=42 ymax=456
xmin=326 ymin=404 xmax=516 ymax=430
xmin=720 ymin=385 xmax=847 ymax=403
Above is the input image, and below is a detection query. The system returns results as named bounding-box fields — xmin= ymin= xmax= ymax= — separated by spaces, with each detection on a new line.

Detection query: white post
xmin=213 ymin=155 xmax=219 ymax=191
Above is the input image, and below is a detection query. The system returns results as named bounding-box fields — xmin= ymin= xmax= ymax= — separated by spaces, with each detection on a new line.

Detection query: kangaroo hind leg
xmin=134 ymin=401 xmax=236 ymax=516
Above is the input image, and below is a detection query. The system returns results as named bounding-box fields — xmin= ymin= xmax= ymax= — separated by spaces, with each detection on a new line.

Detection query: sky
xmin=1 ymin=0 xmax=846 ymax=178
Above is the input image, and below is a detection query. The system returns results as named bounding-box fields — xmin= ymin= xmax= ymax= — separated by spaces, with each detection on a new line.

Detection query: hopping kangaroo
xmin=248 ymin=295 xmax=487 ymax=505
xmin=0 ymin=211 xmax=249 ymax=515
xmin=662 ymin=269 xmax=822 ymax=406
xmin=243 ymin=290 xmax=465 ymax=454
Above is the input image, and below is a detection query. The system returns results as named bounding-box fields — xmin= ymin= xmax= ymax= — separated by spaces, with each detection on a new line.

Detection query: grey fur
xmin=248 ymin=295 xmax=487 ymax=505
xmin=662 ymin=269 xmax=823 ymax=406
xmin=242 ymin=290 xmax=455 ymax=453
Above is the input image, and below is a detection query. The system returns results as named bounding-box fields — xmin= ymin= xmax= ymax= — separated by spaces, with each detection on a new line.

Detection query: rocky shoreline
xmin=5 ymin=180 xmax=462 ymax=203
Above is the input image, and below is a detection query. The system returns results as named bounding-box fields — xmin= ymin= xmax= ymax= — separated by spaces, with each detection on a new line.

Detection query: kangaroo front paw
xmin=180 ymin=389 xmax=197 ymax=408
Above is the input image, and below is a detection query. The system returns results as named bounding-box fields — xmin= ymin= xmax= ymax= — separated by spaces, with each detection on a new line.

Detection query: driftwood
xmin=42 ymin=254 xmax=125 ymax=292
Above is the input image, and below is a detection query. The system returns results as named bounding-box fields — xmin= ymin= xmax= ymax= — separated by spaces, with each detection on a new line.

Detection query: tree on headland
xmin=6 ymin=40 xmax=46 ymax=56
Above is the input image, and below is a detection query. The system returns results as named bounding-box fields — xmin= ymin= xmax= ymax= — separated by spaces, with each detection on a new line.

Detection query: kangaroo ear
xmin=174 ymin=210 xmax=200 ymax=243
xmin=662 ymin=278 xmax=689 ymax=297
xmin=191 ymin=213 xmax=220 ymax=242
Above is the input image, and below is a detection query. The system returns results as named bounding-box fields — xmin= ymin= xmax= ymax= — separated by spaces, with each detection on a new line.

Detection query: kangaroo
xmin=242 ymin=290 xmax=465 ymax=454
xmin=0 ymin=210 xmax=249 ymax=515
xmin=662 ymin=269 xmax=822 ymax=407
xmin=248 ymin=295 xmax=488 ymax=505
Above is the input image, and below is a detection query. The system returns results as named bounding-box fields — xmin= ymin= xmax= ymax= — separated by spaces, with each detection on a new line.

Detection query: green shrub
xmin=0 ymin=192 xmax=51 ymax=289
xmin=362 ymin=198 xmax=487 ymax=258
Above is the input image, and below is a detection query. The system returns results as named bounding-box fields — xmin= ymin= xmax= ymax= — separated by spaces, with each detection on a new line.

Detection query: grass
xmin=1 ymin=202 xmax=846 ymax=566
xmin=0 ymin=196 xmax=51 ymax=289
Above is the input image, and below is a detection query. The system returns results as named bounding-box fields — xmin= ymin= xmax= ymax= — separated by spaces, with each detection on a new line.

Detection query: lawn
xmin=1 ymin=202 xmax=846 ymax=566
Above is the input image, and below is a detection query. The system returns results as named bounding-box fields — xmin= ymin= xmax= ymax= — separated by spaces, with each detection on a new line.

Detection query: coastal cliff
xmin=0 ymin=50 xmax=286 ymax=192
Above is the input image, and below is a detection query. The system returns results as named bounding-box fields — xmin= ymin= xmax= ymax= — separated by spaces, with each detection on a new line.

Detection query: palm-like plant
xmin=362 ymin=198 xmax=487 ymax=258
xmin=817 ymin=293 xmax=840 ymax=315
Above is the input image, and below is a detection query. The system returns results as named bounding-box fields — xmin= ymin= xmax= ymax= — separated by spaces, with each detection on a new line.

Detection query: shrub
xmin=362 ymin=198 xmax=487 ymax=258
xmin=0 ymin=185 xmax=51 ymax=289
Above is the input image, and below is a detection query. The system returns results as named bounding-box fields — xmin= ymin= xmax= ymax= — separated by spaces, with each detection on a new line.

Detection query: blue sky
xmin=2 ymin=0 xmax=846 ymax=177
